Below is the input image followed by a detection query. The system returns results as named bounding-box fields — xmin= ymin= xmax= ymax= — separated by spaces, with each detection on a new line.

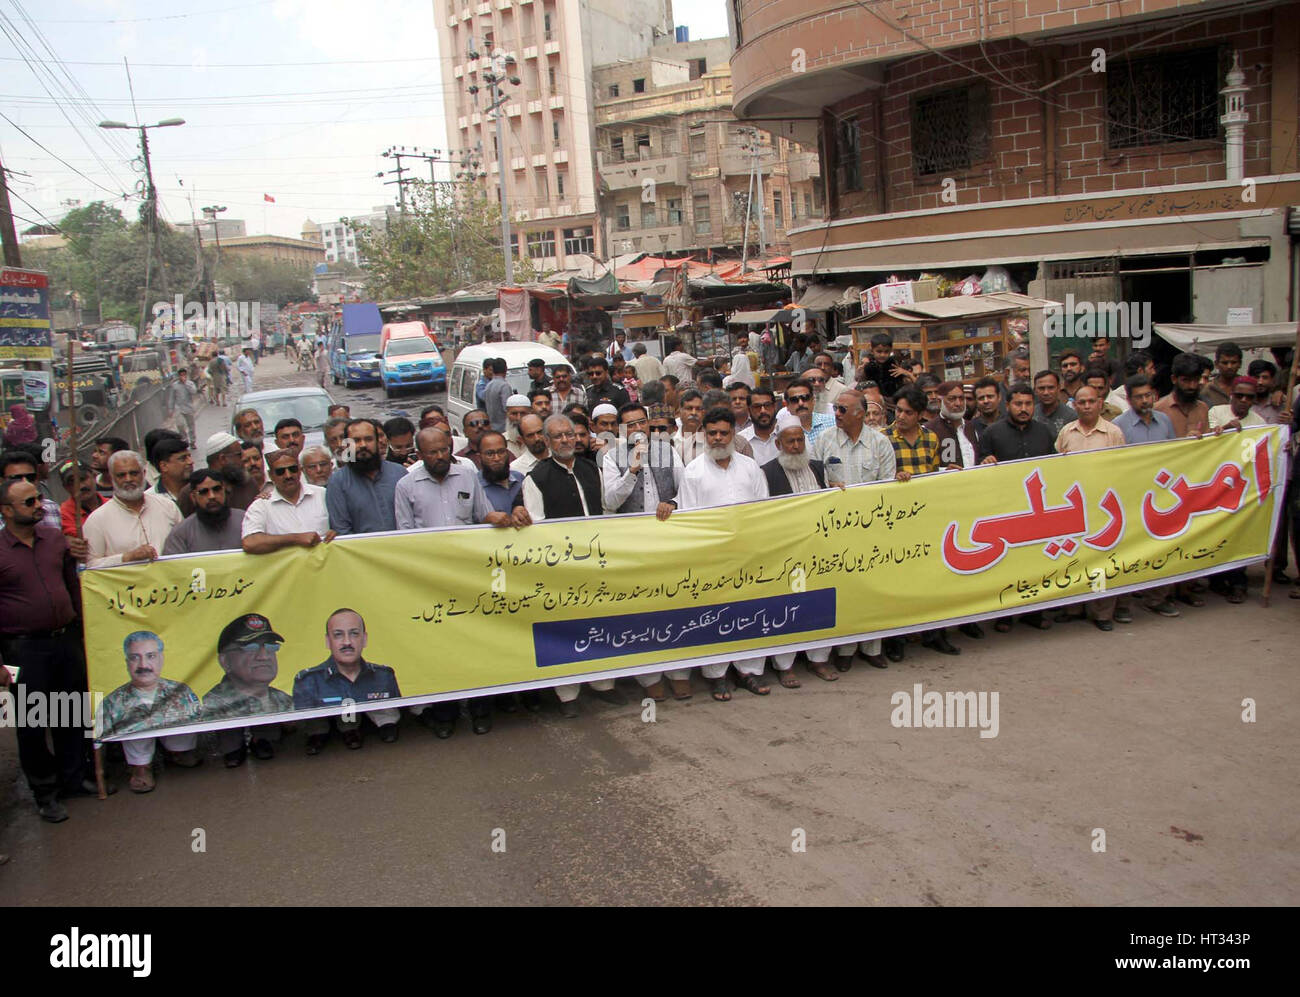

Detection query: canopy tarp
xmin=728 ymin=309 xmax=780 ymax=325
xmin=567 ymin=271 xmax=619 ymax=297
xmin=795 ymin=283 xmax=852 ymax=312
xmin=1154 ymin=322 xmax=1298 ymax=354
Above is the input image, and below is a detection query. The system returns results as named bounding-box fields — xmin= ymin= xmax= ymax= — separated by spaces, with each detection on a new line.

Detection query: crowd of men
xmin=1 ymin=333 xmax=1295 ymax=822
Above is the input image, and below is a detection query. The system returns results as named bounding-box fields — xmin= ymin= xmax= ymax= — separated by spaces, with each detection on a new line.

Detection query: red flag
xmin=263 ymin=193 xmax=276 ymax=203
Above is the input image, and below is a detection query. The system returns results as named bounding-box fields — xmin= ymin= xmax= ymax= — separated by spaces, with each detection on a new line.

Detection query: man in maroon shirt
xmin=0 ymin=478 xmax=110 ymax=822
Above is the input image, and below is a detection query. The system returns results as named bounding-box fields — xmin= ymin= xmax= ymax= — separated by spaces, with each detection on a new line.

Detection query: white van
xmin=446 ymin=341 xmax=574 ymax=432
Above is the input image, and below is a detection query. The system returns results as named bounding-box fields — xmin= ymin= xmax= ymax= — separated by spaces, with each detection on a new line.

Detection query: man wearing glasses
xmin=241 ymin=449 xmax=334 ymax=555
xmin=782 ymin=376 xmax=836 ymax=447
xmin=203 ymin=613 xmax=295 ymax=767
xmin=0 ymin=476 xmax=99 ymax=821
xmin=549 ymin=366 xmax=581 ymax=411
xmin=455 ymin=409 xmax=492 ymax=470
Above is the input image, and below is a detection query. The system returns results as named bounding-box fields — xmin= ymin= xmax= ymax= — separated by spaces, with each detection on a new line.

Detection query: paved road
xmin=2 ymin=355 xmax=1297 ymax=905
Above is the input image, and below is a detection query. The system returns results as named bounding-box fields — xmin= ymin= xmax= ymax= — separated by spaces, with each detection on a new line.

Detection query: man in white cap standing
xmin=504 ymin=393 xmax=534 ymax=458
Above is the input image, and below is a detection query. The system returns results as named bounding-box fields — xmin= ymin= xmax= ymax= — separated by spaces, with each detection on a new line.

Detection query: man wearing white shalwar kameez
xmin=663 ymin=405 xmax=771 ymax=701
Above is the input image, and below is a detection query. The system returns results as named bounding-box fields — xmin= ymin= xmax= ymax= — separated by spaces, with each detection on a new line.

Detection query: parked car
xmin=380 ymin=333 xmax=446 ymax=398
xmin=233 ymin=386 xmax=334 ymax=452
xmin=446 ymin=342 xmax=573 ymax=432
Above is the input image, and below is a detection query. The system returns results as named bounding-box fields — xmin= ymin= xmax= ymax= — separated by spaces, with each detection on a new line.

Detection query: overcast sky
xmin=1 ymin=0 xmax=730 ymax=241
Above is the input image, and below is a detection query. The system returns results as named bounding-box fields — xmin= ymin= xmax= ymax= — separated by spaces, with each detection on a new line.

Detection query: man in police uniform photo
xmin=292 ymin=608 xmax=401 ymax=754
xmin=203 ymin=613 xmax=294 ymax=768
xmin=98 ymin=630 xmax=202 ymax=793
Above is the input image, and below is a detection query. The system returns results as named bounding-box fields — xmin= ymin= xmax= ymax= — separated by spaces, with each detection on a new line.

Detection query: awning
xmin=795 ymin=283 xmax=850 ymax=312
xmin=621 ymin=309 xmax=666 ymax=329
xmin=728 ymin=309 xmax=780 ymax=325
xmin=1154 ymin=322 xmax=1298 ymax=353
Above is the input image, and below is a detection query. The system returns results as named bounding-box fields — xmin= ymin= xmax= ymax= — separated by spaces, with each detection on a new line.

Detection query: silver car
xmin=233 ymin=386 xmax=334 ymax=452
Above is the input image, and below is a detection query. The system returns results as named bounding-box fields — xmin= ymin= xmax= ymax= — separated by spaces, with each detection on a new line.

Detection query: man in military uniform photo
xmin=98 ymin=631 xmax=201 ymax=794
xmin=203 ymin=613 xmax=294 ymax=768
xmin=292 ymin=608 xmax=401 ymax=754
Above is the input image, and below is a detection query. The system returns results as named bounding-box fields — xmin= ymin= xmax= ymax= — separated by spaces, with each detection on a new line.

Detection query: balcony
xmin=475 ymin=2 xmax=490 ymax=13
xmin=527 ymin=99 xmax=543 ymax=114
xmin=531 ymin=153 xmax=547 ymax=167
xmin=600 ymin=155 xmax=683 ymax=191
xmin=510 ymin=156 xmax=527 ymax=171
xmin=544 ymin=40 xmax=560 ymax=55
xmin=548 ymin=94 xmax=564 ymax=111
xmin=523 ymin=46 xmax=538 ymax=59
xmin=506 ymin=103 xmax=522 ymax=117
xmin=610 ymin=224 xmax=691 ymax=254
xmin=553 ymin=149 xmax=568 ymax=164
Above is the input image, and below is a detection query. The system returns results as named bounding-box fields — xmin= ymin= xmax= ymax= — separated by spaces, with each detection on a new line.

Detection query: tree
xmin=353 ymin=180 xmax=535 ymax=299
xmin=213 ymin=255 xmax=313 ymax=306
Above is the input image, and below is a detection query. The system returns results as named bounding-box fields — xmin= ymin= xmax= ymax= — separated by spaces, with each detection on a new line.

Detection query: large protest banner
xmin=84 ymin=427 xmax=1289 ymax=741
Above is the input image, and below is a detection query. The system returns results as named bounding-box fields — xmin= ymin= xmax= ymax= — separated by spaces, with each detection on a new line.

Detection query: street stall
xmin=846 ymin=294 xmax=1046 ymax=383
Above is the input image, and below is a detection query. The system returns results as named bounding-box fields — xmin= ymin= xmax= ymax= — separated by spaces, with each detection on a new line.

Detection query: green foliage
xmin=353 ymin=181 xmax=534 ymax=299
xmin=212 ymin=254 xmax=313 ymax=306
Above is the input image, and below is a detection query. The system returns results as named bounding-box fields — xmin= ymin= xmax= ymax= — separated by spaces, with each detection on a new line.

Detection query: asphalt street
xmin=1 ymin=353 xmax=1296 ymax=905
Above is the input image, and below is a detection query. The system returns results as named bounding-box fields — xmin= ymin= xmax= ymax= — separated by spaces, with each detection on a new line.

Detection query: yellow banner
xmin=83 ymin=427 xmax=1289 ymax=741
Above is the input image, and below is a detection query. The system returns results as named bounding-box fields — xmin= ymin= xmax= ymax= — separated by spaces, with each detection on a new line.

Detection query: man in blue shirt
xmin=325 ymin=418 xmax=407 ymax=534
xmin=293 ymin=608 xmax=401 ymax=753
xmin=1113 ymin=375 xmax=1176 ymax=444
xmin=478 ymin=430 xmax=529 ymax=519
xmin=482 ymin=357 xmax=513 ymax=433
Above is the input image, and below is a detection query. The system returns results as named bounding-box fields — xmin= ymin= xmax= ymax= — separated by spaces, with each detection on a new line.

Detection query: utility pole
xmin=0 ymin=154 xmax=22 ymax=267
xmin=377 ymin=149 xmax=413 ymax=214
xmin=466 ymin=32 xmax=520 ymax=284
xmin=100 ymin=117 xmax=184 ymax=334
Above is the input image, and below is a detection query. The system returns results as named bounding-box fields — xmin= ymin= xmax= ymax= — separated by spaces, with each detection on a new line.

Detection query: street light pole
xmin=467 ymin=36 xmax=520 ymax=284
xmin=100 ymin=117 xmax=184 ymax=336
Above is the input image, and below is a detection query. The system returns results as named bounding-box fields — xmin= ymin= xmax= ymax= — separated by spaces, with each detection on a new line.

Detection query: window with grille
xmin=633 ymin=78 xmax=646 ymax=93
xmin=616 ymin=205 xmax=630 ymax=230
xmin=836 ymin=118 xmax=862 ymax=192
xmin=773 ymin=195 xmax=783 ymax=229
xmin=634 ymin=131 xmax=650 ymax=154
xmin=526 ymin=231 xmax=555 ymax=259
xmin=911 ymin=84 xmax=990 ymax=177
xmin=1107 ymin=48 xmax=1220 ymax=149
xmin=693 ymin=194 xmax=711 ymax=235
xmin=609 ymin=83 xmax=620 ymax=98
xmin=790 ymin=191 xmax=797 ymax=220
xmin=563 ymin=227 xmax=594 ymax=254
xmin=641 ymin=202 xmax=657 ymax=228
xmin=610 ymin=136 xmax=624 ymax=162
xmin=548 ymin=65 xmax=557 ymax=89
xmin=666 ymin=198 xmax=683 ymax=225
xmin=556 ymin=173 xmax=565 ymax=197
xmin=553 ymin=120 xmax=561 ymax=146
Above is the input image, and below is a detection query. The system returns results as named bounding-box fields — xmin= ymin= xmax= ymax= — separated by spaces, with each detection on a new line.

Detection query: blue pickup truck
xmin=328 ymin=303 xmax=384 ymax=388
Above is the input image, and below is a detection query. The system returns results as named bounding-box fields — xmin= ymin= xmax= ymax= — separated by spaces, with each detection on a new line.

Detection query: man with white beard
xmin=504 ymin=394 xmax=533 ymax=458
xmin=660 ymin=406 xmax=772 ymax=701
xmin=83 ymin=450 xmax=183 ymax=568
xmin=760 ymin=425 xmax=838 ymax=685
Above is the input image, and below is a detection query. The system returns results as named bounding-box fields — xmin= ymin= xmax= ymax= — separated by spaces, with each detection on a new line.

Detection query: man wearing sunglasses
xmin=241 ymin=449 xmax=334 ymax=555
xmin=455 ymin=409 xmax=491 ymax=470
xmin=163 ymin=468 xmax=247 ymax=555
xmin=204 ymin=613 xmax=294 ymax=768
xmin=0 ymin=476 xmax=100 ymax=822
xmin=782 ymin=376 xmax=835 ymax=447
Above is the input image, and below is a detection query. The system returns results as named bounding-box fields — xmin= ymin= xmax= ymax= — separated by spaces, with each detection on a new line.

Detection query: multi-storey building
xmin=728 ymin=0 xmax=1300 ymax=326
xmin=594 ymin=36 xmax=822 ymax=259
xmin=302 ymin=207 xmax=393 ymax=266
xmin=435 ymin=0 xmax=676 ymax=274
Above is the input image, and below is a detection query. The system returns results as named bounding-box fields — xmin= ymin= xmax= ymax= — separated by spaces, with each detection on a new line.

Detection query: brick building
xmin=727 ymin=0 xmax=1300 ymax=326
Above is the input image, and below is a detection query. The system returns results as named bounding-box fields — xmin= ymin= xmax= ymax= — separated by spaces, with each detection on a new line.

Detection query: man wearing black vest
xmin=522 ymin=414 xmax=628 ymax=717
xmin=599 ymin=403 xmax=690 ymax=701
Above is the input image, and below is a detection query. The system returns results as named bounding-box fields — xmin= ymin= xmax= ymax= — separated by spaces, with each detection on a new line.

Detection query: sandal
xmin=669 ymin=678 xmax=693 ymax=700
xmin=128 ymin=764 xmax=155 ymax=794
xmin=808 ymin=662 xmax=839 ymax=682
xmin=1176 ymin=592 xmax=1206 ymax=608
xmin=710 ymin=678 xmax=732 ymax=702
xmin=994 ymin=619 xmax=1013 ymax=633
xmin=735 ymin=673 xmax=771 ymax=696
xmin=777 ymin=670 xmax=801 ymax=689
